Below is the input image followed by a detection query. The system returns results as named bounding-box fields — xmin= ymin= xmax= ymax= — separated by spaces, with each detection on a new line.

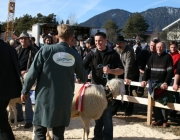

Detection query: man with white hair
xmin=141 ymin=42 xmax=174 ymax=127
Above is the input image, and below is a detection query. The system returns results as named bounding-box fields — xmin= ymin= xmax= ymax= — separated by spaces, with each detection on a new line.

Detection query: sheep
xmin=44 ymin=78 xmax=125 ymax=140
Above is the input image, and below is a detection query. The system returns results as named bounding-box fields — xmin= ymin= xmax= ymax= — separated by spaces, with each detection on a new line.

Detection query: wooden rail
xmin=116 ymin=81 xmax=180 ymax=125
xmin=31 ymin=81 xmax=180 ymax=125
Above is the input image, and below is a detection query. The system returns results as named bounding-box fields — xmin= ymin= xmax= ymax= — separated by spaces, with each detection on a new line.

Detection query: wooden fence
xmin=115 ymin=81 xmax=180 ymax=125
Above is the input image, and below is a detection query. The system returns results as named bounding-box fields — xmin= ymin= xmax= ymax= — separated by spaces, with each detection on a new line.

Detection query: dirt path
xmin=12 ymin=100 xmax=180 ymax=140
xmin=13 ymin=116 xmax=180 ymax=140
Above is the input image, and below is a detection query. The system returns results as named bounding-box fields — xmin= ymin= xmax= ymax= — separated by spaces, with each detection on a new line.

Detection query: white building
xmin=162 ymin=18 xmax=180 ymax=41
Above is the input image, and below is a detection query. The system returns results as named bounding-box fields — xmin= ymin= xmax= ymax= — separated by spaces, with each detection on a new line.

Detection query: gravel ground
xmin=12 ymin=103 xmax=180 ymax=140
xmin=12 ymin=88 xmax=180 ymax=140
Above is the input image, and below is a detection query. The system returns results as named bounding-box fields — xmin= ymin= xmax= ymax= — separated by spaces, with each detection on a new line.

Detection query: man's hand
xmin=139 ymin=69 xmax=144 ymax=74
xmin=173 ymin=84 xmax=179 ymax=91
xmin=88 ymin=74 xmax=92 ymax=79
xmin=103 ymin=66 xmax=110 ymax=74
xmin=76 ymin=79 xmax=81 ymax=84
xmin=125 ymin=78 xmax=131 ymax=85
xmin=21 ymin=70 xmax=27 ymax=76
xmin=160 ymin=83 xmax=168 ymax=90
xmin=21 ymin=94 xmax=29 ymax=102
xmin=141 ymin=81 xmax=147 ymax=87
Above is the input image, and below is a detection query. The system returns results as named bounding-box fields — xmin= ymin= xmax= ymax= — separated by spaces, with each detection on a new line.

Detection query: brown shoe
xmin=163 ymin=122 xmax=170 ymax=127
xmin=152 ymin=121 xmax=163 ymax=126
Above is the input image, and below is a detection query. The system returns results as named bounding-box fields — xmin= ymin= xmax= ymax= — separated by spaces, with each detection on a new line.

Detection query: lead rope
xmin=97 ymin=64 xmax=110 ymax=82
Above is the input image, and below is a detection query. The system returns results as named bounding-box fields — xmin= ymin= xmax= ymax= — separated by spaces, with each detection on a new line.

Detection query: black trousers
xmin=0 ymin=99 xmax=15 ymax=140
xmin=34 ymin=125 xmax=65 ymax=140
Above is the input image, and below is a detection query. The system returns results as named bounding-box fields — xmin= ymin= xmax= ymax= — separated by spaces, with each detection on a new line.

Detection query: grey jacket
xmin=115 ymin=45 xmax=139 ymax=79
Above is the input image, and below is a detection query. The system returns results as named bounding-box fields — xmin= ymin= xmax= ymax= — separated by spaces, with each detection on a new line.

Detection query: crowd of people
xmin=1 ymin=23 xmax=180 ymax=140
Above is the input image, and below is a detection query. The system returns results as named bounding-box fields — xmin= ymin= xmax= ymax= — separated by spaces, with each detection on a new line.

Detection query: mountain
xmin=79 ymin=7 xmax=180 ymax=31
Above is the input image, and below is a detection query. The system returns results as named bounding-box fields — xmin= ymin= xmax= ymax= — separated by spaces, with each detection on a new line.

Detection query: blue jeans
xmin=94 ymin=104 xmax=113 ymax=140
xmin=16 ymin=95 xmax=33 ymax=123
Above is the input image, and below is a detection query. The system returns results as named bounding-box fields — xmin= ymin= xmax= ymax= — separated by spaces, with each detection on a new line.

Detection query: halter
xmin=97 ymin=64 xmax=110 ymax=81
xmin=104 ymin=85 xmax=113 ymax=101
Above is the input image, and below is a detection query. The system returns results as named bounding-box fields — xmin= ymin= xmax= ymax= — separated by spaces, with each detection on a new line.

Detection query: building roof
xmin=162 ymin=18 xmax=180 ymax=31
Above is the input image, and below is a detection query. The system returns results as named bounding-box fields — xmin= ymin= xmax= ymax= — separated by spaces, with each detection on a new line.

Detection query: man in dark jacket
xmin=83 ymin=32 xmax=124 ymax=140
xmin=21 ymin=24 xmax=87 ymax=140
xmin=0 ymin=28 xmax=22 ymax=140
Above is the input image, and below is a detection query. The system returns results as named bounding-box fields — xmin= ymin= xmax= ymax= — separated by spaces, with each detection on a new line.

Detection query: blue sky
xmin=0 ymin=0 xmax=180 ymax=24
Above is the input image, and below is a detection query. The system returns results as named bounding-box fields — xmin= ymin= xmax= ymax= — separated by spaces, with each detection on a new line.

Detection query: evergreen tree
xmin=123 ymin=12 xmax=149 ymax=40
xmin=66 ymin=19 xmax=70 ymax=24
xmin=103 ymin=19 xmax=120 ymax=43
xmin=12 ymin=13 xmax=59 ymax=36
xmin=61 ymin=20 xmax=64 ymax=24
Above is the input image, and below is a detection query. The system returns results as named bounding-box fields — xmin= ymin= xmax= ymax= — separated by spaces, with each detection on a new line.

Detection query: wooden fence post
xmin=147 ymin=93 xmax=154 ymax=125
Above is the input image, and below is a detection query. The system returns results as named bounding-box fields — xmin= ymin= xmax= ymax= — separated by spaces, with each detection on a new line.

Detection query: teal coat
xmin=21 ymin=42 xmax=87 ymax=127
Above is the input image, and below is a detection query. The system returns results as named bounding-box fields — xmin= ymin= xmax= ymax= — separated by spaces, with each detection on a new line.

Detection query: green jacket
xmin=22 ymin=42 xmax=87 ymax=127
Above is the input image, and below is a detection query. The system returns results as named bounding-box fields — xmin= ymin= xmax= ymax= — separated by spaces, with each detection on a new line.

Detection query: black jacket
xmin=137 ymin=49 xmax=152 ymax=71
xmin=0 ymin=39 xmax=22 ymax=100
xmin=16 ymin=45 xmax=38 ymax=70
xmin=83 ymin=47 xmax=123 ymax=86
xmin=143 ymin=52 xmax=174 ymax=85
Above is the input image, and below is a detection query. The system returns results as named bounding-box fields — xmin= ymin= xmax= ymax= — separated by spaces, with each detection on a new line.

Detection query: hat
xmin=18 ymin=31 xmax=29 ymax=39
xmin=77 ymin=35 xmax=85 ymax=41
xmin=85 ymin=38 xmax=94 ymax=44
xmin=0 ymin=24 xmax=5 ymax=33
xmin=115 ymin=36 xmax=125 ymax=44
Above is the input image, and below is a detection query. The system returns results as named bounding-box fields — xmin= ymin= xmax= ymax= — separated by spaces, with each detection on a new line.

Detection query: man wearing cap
xmin=76 ymin=35 xmax=87 ymax=59
xmin=15 ymin=31 xmax=38 ymax=129
xmin=21 ymin=24 xmax=87 ymax=140
xmin=83 ymin=32 xmax=124 ymax=140
xmin=114 ymin=35 xmax=139 ymax=116
xmin=0 ymin=26 xmax=22 ymax=140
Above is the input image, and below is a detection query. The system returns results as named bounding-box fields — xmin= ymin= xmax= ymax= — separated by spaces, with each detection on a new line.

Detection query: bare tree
xmin=56 ymin=15 xmax=61 ymax=24
xmin=67 ymin=13 xmax=78 ymax=25
xmin=150 ymin=27 xmax=159 ymax=40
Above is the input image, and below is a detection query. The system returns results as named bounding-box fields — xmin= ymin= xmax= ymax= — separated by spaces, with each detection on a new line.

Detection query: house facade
xmin=162 ymin=18 xmax=180 ymax=41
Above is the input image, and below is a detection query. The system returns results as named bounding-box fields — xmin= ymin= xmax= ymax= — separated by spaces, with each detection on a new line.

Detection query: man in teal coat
xmin=21 ymin=24 xmax=87 ymax=140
